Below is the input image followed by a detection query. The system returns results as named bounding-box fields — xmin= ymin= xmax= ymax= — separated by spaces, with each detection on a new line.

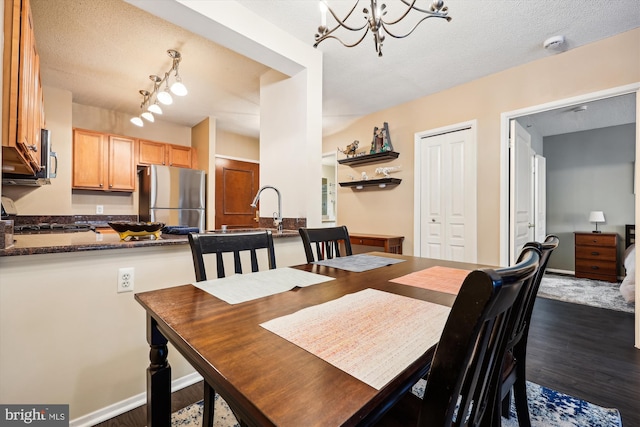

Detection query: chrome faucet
xmin=250 ymin=185 xmax=282 ymax=233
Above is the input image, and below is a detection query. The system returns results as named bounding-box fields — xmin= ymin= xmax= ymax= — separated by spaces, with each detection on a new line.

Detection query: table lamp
xmin=588 ymin=211 xmax=605 ymax=233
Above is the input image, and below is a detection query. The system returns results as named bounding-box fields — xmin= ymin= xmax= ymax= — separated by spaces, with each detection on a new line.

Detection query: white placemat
xmin=313 ymin=254 xmax=405 ymax=272
xmin=194 ymin=268 xmax=335 ymax=304
xmin=260 ymin=288 xmax=450 ymax=389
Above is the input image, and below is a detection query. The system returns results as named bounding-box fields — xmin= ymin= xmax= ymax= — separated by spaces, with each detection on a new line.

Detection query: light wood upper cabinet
xmin=2 ymin=0 xmax=45 ymax=175
xmin=167 ymin=144 xmax=192 ymax=168
xmin=72 ymin=129 xmax=135 ymax=192
xmin=138 ymin=139 xmax=167 ymax=165
xmin=138 ymin=139 xmax=193 ymax=168
xmin=108 ymin=135 xmax=136 ymax=191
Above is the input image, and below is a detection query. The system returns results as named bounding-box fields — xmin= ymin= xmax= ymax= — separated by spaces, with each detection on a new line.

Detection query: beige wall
xmin=0 ymin=238 xmax=307 ymax=421
xmin=215 ymin=128 xmax=259 ymax=161
xmin=324 ymin=28 xmax=640 ymax=266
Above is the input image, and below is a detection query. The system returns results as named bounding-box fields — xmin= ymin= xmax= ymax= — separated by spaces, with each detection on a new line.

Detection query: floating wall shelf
xmin=337 ymin=151 xmax=400 ymax=166
xmin=339 ymin=177 xmax=402 ymax=190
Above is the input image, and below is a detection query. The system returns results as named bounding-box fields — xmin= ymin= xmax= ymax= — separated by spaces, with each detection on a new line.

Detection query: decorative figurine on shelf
xmin=361 ymin=171 xmax=369 ymax=181
xmin=370 ymin=122 xmax=393 ymax=154
xmin=375 ymin=165 xmax=402 ymax=177
xmin=338 ymin=140 xmax=360 ymax=158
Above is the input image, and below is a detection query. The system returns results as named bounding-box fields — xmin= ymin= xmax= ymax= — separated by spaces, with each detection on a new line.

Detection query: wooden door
xmin=215 ymin=158 xmax=259 ymax=229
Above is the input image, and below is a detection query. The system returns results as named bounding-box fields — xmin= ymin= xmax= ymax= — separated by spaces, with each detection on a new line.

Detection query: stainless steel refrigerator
xmin=139 ymin=165 xmax=206 ymax=231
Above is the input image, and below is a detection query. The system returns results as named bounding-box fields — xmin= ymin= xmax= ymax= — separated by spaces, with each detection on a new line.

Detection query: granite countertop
xmin=0 ymin=228 xmax=300 ymax=257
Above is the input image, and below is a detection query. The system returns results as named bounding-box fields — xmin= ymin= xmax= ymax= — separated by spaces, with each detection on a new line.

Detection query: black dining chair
xmin=187 ymin=230 xmax=276 ymax=427
xmin=500 ymin=235 xmax=559 ymax=426
xmin=188 ymin=230 xmax=276 ymax=281
xmin=298 ymin=225 xmax=353 ymax=263
xmin=378 ymin=245 xmax=541 ymax=427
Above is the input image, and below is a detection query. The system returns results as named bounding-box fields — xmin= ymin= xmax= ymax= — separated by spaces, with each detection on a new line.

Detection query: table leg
xmin=147 ymin=314 xmax=171 ymax=427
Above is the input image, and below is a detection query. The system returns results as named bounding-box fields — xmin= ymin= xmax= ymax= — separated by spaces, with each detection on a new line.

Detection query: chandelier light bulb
xmin=141 ymin=111 xmax=155 ymax=122
xmin=130 ymin=116 xmax=144 ymax=127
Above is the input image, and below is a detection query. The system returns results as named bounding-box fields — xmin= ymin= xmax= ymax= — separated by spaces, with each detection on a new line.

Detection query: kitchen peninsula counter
xmin=0 ymin=229 xmax=300 ymax=257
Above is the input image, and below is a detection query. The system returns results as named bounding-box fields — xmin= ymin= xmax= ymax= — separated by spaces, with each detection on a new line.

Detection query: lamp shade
xmin=589 ymin=211 xmax=605 ymax=223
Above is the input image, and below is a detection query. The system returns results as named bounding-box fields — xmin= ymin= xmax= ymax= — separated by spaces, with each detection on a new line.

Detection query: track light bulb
xmin=170 ymin=81 xmax=187 ymax=96
xmin=141 ymin=111 xmax=155 ymax=122
xmin=157 ymin=89 xmax=173 ymax=105
xmin=130 ymin=116 xmax=144 ymax=127
xmin=148 ymin=102 xmax=162 ymax=114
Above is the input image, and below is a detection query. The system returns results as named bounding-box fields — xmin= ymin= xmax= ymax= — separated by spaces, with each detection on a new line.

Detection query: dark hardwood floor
xmin=526 ymin=297 xmax=639 ymax=427
xmin=98 ymin=297 xmax=639 ymax=427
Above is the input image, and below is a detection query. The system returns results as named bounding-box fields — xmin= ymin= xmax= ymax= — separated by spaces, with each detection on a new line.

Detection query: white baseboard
xmin=546 ymin=268 xmax=575 ymax=276
xmin=69 ymin=372 xmax=203 ymax=427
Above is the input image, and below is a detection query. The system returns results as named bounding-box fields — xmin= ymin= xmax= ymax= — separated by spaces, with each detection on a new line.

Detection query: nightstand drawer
xmin=575 ymin=246 xmax=616 ymax=261
xmin=575 ymin=259 xmax=617 ymax=276
xmin=575 ymin=233 xmax=617 ymax=247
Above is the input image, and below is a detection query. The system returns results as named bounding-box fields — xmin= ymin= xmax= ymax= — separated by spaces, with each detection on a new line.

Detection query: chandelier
xmin=130 ymin=49 xmax=188 ymax=127
xmin=314 ymin=0 xmax=451 ymax=57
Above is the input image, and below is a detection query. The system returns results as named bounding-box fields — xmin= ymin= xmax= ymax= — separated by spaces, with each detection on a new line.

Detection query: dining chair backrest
xmin=298 ymin=226 xmax=353 ymax=263
xmin=418 ymin=246 xmax=541 ymax=427
xmin=499 ymin=235 xmax=559 ymax=425
xmin=507 ymin=235 xmax=559 ymax=350
xmin=188 ymin=231 xmax=276 ymax=281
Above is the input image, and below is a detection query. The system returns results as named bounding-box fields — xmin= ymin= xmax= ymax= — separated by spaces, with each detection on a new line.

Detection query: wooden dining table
xmin=135 ymin=252 xmax=489 ymax=427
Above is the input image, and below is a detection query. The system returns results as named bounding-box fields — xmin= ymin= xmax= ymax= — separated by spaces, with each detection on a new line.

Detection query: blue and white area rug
xmin=538 ymin=274 xmax=634 ymax=314
xmin=499 ymin=382 xmax=622 ymax=427
xmin=170 ymin=381 xmax=621 ymax=427
xmin=410 ymin=379 xmax=621 ymax=427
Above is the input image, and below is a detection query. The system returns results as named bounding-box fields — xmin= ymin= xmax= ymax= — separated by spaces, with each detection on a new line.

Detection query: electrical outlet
xmin=117 ymin=267 xmax=134 ymax=293
xmin=96 ymin=205 xmax=104 ymax=214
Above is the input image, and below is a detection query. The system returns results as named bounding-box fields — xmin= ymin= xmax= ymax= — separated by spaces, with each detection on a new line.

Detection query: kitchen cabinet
xmin=72 ymin=129 xmax=135 ymax=192
xmin=138 ymin=139 xmax=194 ymax=168
xmin=2 ymin=0 xmax=46 ymax=175
xmin=574 ymin=232 xmax=618 ymax=282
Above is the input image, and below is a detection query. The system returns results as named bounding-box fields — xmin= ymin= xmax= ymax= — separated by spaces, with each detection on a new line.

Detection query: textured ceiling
xmin=31 ymin=0 xmax=639 ymax=138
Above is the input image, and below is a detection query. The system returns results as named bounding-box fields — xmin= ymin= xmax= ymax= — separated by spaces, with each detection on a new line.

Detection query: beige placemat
xmin=260 ymin=288 xmax=450 ymax=390
xmin=390 ymin=266 xmax=470 ymax=294
xmin=194 ymin=268 xmax=335 ymax=304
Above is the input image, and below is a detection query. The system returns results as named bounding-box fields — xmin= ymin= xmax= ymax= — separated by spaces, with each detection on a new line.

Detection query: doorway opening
xmin=322 ymin=152 xmax=337 ymax=226
xmin=500 ymin=84 xmax=639 ymax=348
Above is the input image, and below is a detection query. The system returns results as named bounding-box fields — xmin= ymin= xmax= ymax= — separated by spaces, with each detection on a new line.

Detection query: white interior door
xmin=534 ymin=154 xmax=547 ymax=242
xmin=418 ymin=128 xmax=477 ymax=262
xmin=510 ymin=120 xmax=535 ymax=263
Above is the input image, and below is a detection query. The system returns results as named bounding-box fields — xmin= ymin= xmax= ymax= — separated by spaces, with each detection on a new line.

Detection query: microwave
xmin=2 ymin=128 xmax=57 ymax=186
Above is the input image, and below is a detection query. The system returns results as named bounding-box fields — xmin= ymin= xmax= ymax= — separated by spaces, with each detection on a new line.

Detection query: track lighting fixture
xmin=130 ymin=49 xmax=187 ymax=127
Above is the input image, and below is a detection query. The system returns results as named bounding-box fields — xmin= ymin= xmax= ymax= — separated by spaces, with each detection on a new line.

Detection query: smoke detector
xmin=543 ymin=35 xmax=566 ymax=50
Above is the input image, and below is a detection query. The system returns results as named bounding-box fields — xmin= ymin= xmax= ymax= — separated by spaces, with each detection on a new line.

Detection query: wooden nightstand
xmin=574 ymin=232 xmax=618 ymax=282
